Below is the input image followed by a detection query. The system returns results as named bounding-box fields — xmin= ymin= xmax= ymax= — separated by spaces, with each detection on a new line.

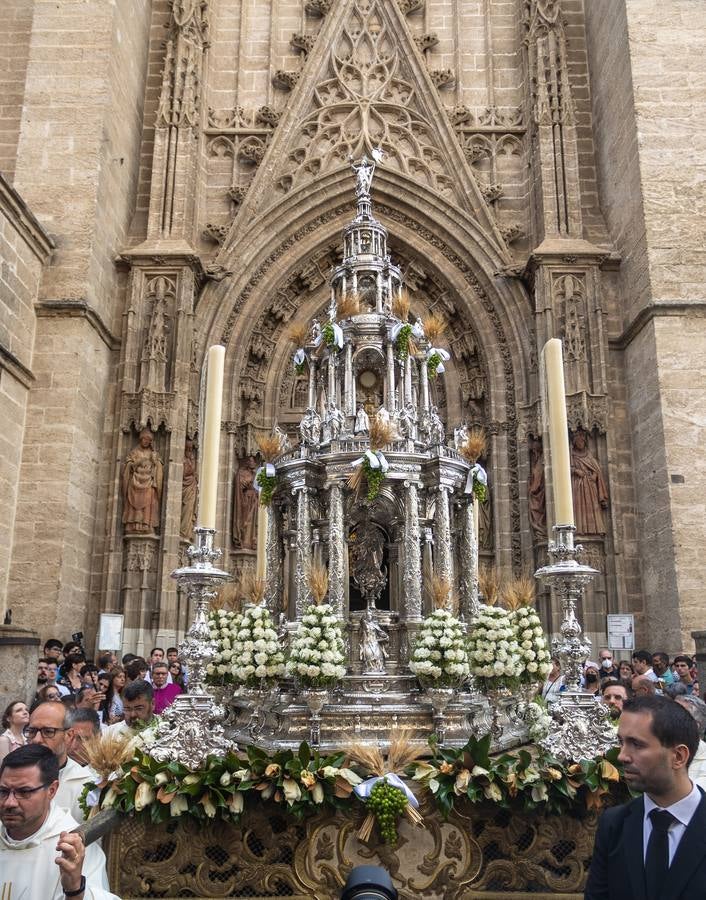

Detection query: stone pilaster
xmin=327 ymin=482 xmax=345 ymax=617
xmin=402 ymin=481 xmax=422 ymax=621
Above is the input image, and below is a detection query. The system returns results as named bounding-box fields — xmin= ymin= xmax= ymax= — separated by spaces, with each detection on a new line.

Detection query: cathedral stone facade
xmin=1 ymin=0 xmax=704 ymax=657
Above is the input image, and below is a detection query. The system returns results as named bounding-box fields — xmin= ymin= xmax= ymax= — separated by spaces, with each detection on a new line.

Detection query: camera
xmin=72 ymin=631 xmax=84 ymax=648
xmin=341 ymin=866 xmax=397 ymax=900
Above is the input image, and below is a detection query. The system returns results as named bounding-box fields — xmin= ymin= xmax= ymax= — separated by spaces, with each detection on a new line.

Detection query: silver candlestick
xmin=535 ymin=524 xmax=616 ymax=760
xmin=149 ymin=527 xmax=236 ymax=769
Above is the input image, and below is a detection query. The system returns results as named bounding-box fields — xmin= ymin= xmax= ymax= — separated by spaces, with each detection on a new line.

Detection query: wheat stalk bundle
xmin=478 ymin=565 xmax=503 ymax=607
xmin=422 ymin=313 xmax=446 ymax=345
xmin=256 ymin=433 xmax=281 ymax=463
xmin=308 ymin=563 xmax=329 ymax=605
xmin=336 ymin=292 xmax=361 ymax=320
xmin=459 ymin=426 xmax=487 ymax=465
xmin=426 ymin=574 xmax=458 ymax=612
xmin=369 ymin=415 xmax=396 ymax=452
xmin=285 ymin=321 xmax=310 ymax=348
xmin=391 ymin=290 xmax=411 ymax=321
xmin=503 ymin=574 xmax=536 ymax=610
xmin=345 ymin=731 xmax=424 ymax=840
xmin=80 ymin=732 xmax=134 ymax=782
xmin=239 ymin=571 xmax=266 ymax=605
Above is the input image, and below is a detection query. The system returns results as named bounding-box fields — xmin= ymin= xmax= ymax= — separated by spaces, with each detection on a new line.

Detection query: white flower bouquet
xmin=286 ymin=602 xmax=347 ymax=688
xmin=467 ymin=604 xmax=522 ymax=690
xmin=525 ymin=697 xmax=553 ymax=742
xmin=206 ymin=608 xmax=242 ymax=685
xmin=409 ymin=608 xmax=472 ymax=687
xmin=227 ymin=604 xmax=285 ymax=687
xmin=512 ymin=605 xmax=552 ymax=684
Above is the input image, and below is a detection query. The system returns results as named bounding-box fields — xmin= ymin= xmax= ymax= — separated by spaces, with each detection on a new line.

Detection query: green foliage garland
xmin=363 ymin=456 xmax=385 ymax=501
xmin=427 ymin=351 xmax=443 ymax=379
xmin=471 ymin=479 xmax=487 ymax=504
xmin=295 ymin=361 xmax=306 ymax=376
xmin=395 ymin=323 xmax=413 ymax=361
xmin=85 ymin=734 xmax=631 ymax=826
xmin=322 ymin=322 xmax=338 ymax=351
xmin=256 ymin=467 xmax=277 ymax=506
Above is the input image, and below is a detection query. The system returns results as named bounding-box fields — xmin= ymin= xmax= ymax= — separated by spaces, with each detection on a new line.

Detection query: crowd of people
xmin=0 ymin=639 xmax=186 ymax=898
xmin=2 ymin=637 xmax=705 ymax=898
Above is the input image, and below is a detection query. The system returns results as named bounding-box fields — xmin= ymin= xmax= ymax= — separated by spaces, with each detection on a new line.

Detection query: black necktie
xmin=645 ymin=808 xmax=676 ymax=900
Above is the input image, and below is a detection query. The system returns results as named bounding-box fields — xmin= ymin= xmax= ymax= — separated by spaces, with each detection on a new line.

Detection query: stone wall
xmin=6 ymin=0 xmax=151 ymax=642
xmin=0 ymin=174 xmax=53 ymax=618
xmin=585 ymin=0 xmax=706 ymax=651
xmin=0 ymin=0 xmax=33 ymax=182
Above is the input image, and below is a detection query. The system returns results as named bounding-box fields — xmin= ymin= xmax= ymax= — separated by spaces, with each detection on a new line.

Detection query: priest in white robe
xmin=0 ymin=744 xmax=119 ymax=899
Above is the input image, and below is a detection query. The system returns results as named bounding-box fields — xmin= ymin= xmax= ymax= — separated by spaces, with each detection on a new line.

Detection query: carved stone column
xmin=293 ymin=486 xmax=311 ymax=619
xmin=344 ymin=341 xmax=353 ymax=418
xmin=403 ymin=481 xmax=423 ymax=621
xmin=404 ymin=355 xmax=413 ymax=407
xmin=308 ymin=360 xmax=317 ymax=409
xmin=458 ymin=499 xmax=479 ymax=621
xmin=386 ymin=341 xmax=395 ymax=410
xmin=419 ymin=355 xmax=430 ymax=414
xmin=265 ymin=503 xmax=283 ymax=618
xmin=327 ymin=481 xmax=345 ymax=617
xmin=434 ymin=485 xmax=454 ymax=585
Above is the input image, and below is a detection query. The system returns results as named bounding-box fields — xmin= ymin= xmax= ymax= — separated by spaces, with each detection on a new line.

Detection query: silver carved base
xmin=534 ymin=524 xmax=616 ymax=760
xmin=300 ymin=687 xmax=329 ymax=748
xmin=224 ymin=674 xmax=527 ymax=752
xmin=148 ymin=527 xmax=237 ymax=769
xmin=423 ymin=686 xmax=455 ymax=746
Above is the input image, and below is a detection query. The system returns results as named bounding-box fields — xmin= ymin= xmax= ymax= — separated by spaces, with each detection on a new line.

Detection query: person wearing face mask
xmin=598 ymin=650 xmax=620 ymax=682
xmin=583 ymin=662 xmax=601 ymax=696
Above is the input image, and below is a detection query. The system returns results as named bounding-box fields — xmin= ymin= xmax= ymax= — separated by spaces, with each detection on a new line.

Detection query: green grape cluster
xmin=366 ymin=778 xmax=409 ymax=844
xmin=427 ymin=351 xmax=442 ymax=379
xmin=363 ymin=461 xmax=385 ymax=502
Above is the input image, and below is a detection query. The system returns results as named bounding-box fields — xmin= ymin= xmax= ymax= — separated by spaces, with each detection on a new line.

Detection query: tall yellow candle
xmin=256 ymin=503 xmax=268 ymax=581
xmin=198 ymin=344 xmax=225 ymax=530
xmin=542 ymin=338 xmax=574 ymax=527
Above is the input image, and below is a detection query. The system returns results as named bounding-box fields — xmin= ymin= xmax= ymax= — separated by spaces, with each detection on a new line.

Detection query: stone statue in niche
xmin=180 ymin=438 xmax=198 ymax=540
xmin=122 ymin=428 xmax=164 ymax=535
xmin=479 ymin=492 xmax=493 ymax=551
xmin=233 ymin=456 xmax=259 ymax=549
xmin=358 ymin=607 xmax=389 ymax=674
xmin=428 ymin=406 xmax=445 ymax=445
xmin=300 ymin=407 xmax=321 ymax=445
xmin=273 ymin=425 xmax=291 ymax=453
xmin=528 ymin=436 xmax=547 ymax=538
xmin=571 ymin=430 xmax=609 ymax=535
xmin=354 ymin=405 xmax=370 ymax=434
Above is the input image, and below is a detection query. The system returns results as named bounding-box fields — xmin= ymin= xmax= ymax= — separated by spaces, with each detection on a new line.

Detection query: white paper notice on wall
xmin=607 ymin=614 xmax=634 ymax=651
xmin=98 ymin=613 xmax=124 ymax=652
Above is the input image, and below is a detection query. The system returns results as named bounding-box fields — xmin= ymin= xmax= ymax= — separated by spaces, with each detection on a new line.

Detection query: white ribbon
xmin=465 ymin=462 xmax=488 ymax=495
xmin=255 ymin=463 xmax=276 ymax=493
xmin=391 ymin=321 xmax=408 ymax=341
xmin=427 ymin=346 xmax=451 ymax=374
xmin=330 ymin=322 xmax=344 ymax=349
xmin=293 ymin=348 xmax=306 ymax=366
xmin=352 ymin=449 xmax=389 ymax=474
xmin=354 ymin=773 xmax=419 ymax=809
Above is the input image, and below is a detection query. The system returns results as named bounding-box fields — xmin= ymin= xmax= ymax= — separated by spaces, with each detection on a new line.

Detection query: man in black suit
xmin=585 ymin=694 xmax=706 ymax=899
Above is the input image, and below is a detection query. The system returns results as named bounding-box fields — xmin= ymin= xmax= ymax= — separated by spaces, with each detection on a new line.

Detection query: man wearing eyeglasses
xmin=0 ymin=744 xmax=119 ymax=899
xmin=26 ymin=702 xmax=93 ymax=823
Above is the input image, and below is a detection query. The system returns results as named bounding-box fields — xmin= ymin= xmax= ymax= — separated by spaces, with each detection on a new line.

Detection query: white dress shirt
xmin=642 ymin=780 xmax=702 ymax=864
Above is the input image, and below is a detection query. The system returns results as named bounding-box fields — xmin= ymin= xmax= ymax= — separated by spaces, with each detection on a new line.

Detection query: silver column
xmin=344 ymin=341 xmax=353 ymax=417
xmin=403 ymin=480 xmax=423 ymax=621
xmin=327 ymin=481 xmax=345 ymax=617
xmin=434 ymin=485 xmax=454 ymax=585
xmin=293 ymin=486 xmax=311 ymax=619
xmin=458 ymin=498 xmax=479 ymax=621
xmin=308 ymin=360 xmax=316 ymax=409
xmin=265 ymin=503 xmax=284 ymax=618
xmin=386 ymin=340 xmax=396 ymax=411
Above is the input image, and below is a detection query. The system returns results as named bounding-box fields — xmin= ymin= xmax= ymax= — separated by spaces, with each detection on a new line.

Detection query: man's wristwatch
xmin=64 ymin=875 xmax=86 ymax=897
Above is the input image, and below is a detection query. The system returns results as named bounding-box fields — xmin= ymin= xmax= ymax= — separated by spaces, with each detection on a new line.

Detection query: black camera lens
xmin=341 ymin=866 xmax=397 ymax=900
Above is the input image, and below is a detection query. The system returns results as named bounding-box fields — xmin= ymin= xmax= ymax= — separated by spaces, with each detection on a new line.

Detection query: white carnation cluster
xmin=206 ymin=609 xmax=242 ymax=685
xmin=512 ymin=605 xmax=552 ymax=682
xmin=467 ymin=605 xmax=522 ymax=687
xmin=408 ymin=608 xmax=472 ymax=687
xmin=286 ymin=603 xmax=347 ymax=688
xmin=207 ymin=605 xmax=284 ymax=687
xmin=525 ymin=698 xmax=553 ymax=742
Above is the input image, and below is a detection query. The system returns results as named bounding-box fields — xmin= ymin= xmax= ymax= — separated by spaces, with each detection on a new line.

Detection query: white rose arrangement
xmin=467 ymin=604 xmax=522 ymax=690
xmin=286 ymin=602 xmax=347 ymax=688
xmin=233 ymin=604 xmax=285 ymax=686
xmin=512 ymin=605 xmax=552 ymax=684
xmin=409 ymin=608 xmax=472 ymax=687
xmin=525 ymin=698 xmax=553 ymax=742
xmin=206 ymin=608 xmax=242 ymax=685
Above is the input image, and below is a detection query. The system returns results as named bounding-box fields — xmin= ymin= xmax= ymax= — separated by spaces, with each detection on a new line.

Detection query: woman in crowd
xmin=30 ymin=684 xmax=63 ymax=711
xmin=58 ymin=652 xmax=86 ymax=695
xmin=0 ymin=700 xmax=29 ymax=763
xmin=617 ymin=659 xmax=634 ymax=689
xmin=107 ymin=666 xmax=126 ymax=721
xmin=169 ymin=661 xmax=187 ymax=692
xmin=541 ymin=656 xmax=564 ymax=704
